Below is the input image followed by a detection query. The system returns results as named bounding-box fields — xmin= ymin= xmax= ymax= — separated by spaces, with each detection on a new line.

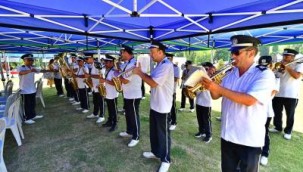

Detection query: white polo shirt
xmin=173 ymin=64 xmax=180 ymax=93
xmin=150 ymin=57 xmax=174 ymax=113
xmin=52 ymin=63 xmax=62 ymax=79
xmin=105 ymin=67 xmax=118 ymax=99
xmin=90 ymin=63 xmax=102 ymax=93
xmin=221 ymin=64 xmax=275 ymax=147
xmin=76 ymin=66 xmax=88 ymax=89
xmin=196 ymin=90 xmax=212 ymax=107
xmin=121 ymin=57 xmax=142 ymax=99
xmin=267 ymin=77 xmax=280 ymax=118
xmin=17 ymin=65 xmax=37 ymax=94
xmin=275 ymin=63 xmax=303 ymax=99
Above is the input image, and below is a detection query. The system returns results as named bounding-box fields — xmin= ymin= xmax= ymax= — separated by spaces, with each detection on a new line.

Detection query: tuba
xmin=184 ymin=63 xmax=234 ymax=99
xmin=112 ymin=65 xmax=137 ymax=92
xmin=57 ymin=52 xmax=70 ymax=78
xmin=95 ymin=62 xmax=107 ymax=97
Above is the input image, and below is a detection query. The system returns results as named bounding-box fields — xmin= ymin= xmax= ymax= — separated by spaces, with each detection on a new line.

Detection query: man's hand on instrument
xmin=132 ymin=62 xmax=142 ymax=76
xmin=201 ymin=77 xmax=219 ymax=92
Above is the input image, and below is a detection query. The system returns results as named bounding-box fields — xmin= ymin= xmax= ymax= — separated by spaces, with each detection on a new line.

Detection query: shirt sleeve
xmin=174 ymin=66 xmax=180 ymax=78
xmin=295 ymin=63 xmax=303 ymax=73
xmin=247 ymin=70 xmax=275 ymax=104
xmin=17 ymin=66 xmax=24 ymax=72
xmin=152 ymin=63 xmax=173 ymax=86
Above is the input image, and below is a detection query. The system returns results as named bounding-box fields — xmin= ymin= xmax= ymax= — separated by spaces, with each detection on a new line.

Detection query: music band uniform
xmin=120 ymin=45 xmax=142 ymax=145
xmin=52 ymin=58 xmax=64 ymax=96
xmin=75 ymin=58 xmax=89 ymax=111
xmin=180 ymin=61 xmax=195 ymax=111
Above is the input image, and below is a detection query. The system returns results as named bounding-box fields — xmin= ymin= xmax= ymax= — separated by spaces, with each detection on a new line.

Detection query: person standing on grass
xmin=257 ymin=56 xmax=280 ymax=166
xmin=202 ymin=35 xmax=275 ymax=172
xmin=166 ymin=53 xmax=180 ymax=131
xmin=46 ymin=59 xmax=55 ymax=88
xmin=194 ymin=62 xmax=216 ymax=143
xmin=133 ymin=41 xmax=173 ymax=172
xmin=269 ymin=48 xmax=303 ymax=140
xmin=118 ymin=45 xmax=142 ymax=148
xmin=52 ymin=55 xmax=64 ymax=97
xmin=100 ymin=54 xmax=119 ymax=132
xmin=18 ymin=53 xmax=44 ymax=125
xmin=179 ymin=60 xmax=195 ymax=112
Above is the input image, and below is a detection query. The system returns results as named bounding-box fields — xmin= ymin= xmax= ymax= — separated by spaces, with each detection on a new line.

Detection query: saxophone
xmin=112 ymin=65 xmax=136 ymax=92
xmin=95 ymin=62 xmax=107 ymax=97
xmin=184 ymin=63 xmax=234 ymax=99
xmin=82 ymin=67 xmax=94 ymax=89
xmin=69 ymin=63 xmax=78 ymax=90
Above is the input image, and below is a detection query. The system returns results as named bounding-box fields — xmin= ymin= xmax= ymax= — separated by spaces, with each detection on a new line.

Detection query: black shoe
xmin=203 ymin=136 xmax=212 ymax=143
xmin=109 ymin=125 xmax=117 ymax=132
xmin=102 ymin=122 xmax=112 ymax=127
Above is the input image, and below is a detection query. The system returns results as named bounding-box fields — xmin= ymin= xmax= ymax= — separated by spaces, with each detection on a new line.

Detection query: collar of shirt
xmin=233 ymin=63 xmax=257 ymax=77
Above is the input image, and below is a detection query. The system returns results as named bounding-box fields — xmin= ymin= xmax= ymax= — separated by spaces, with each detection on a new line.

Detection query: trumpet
xmin=112 ymin=65 xmax=137 ymax=92
xmin=273 ymin=57 xmax=303 ymax=74
xmin=184 ymin=62 xmax=234 ymax=99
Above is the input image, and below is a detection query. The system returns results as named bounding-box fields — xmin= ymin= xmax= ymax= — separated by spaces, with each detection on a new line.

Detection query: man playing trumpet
xmin=117 ymin=45 xmax=142 ymax=147
xmin=201 ymin=35 xmax=275 ymax=172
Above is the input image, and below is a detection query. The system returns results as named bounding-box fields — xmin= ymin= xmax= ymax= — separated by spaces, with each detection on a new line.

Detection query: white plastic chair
xmin=0 ymin=81 xmax=13 ymax=103
xmin=0 ymin=118 xmax=7 ymax=172
xmin=35 ymin=79 xmax=45 ymax=108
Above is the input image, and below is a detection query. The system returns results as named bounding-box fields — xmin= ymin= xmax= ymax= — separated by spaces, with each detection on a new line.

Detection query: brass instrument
xmin=57 ymin=53 xmax=70 ymax=78
xmin=184 ymin=63 xmax=234 ymax=99
xmin=112 ymin=65 xmax=137 ymax=92
xmin=273 ymin=57 xmax=303 ymax=74
xmin=95 ymin=62 xmax=107 ymax=97
xmin=82 ymin=67 xmax=93 ymax=89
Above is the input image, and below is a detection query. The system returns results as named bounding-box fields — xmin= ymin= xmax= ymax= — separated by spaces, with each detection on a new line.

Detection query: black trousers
xmin=150 ymin=109 xmax=171 ymax=163
xmin=78 ymin=88 xmax=89 ymax=110
xmin=124 ymin=98 xmax=141 ymax=140
xmin=21 ymin=93 xmax=37 ymax=120
xmin=105 ymin=98 xmax=117 ymax=126
xmin=64 ymin=78 xmax=73 ymax=98
xmin=169 ymin=93 xmax=177 ymax=125
xmin=196 ymin=104 xmax=212 ymax=137
xmin=141 ymin=80 xmax=145 ymax=97
xmin=262 ymin=117 xmax=272 ymax=157
xmin=54 ymin=78 xmax=64 ymax=95
xmin=272 ymin=97 xmax=298 ymax=134
xmin=221 ymin=139 xmax=261 ymax=172
xmin=181 ymin=88 xmax=194 ymax=109
xmin=93 ymin=92 xmax=104 ymax=117
xmin=72 ymin=87 xmax=79 ymax=102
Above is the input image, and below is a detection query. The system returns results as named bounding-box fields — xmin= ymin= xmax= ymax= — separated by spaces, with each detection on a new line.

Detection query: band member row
xmin=100 ymin=55 xmax=118 ymax=132
xmin=85 ymin=54 xmax=105 ymax=124
xmin=119 ymin=45 xmax=142 ymax=148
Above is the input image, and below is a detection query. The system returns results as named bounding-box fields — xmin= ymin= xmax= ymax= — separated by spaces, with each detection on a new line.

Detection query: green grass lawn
xmin=3 ymin=88 xmax=303 ymax=172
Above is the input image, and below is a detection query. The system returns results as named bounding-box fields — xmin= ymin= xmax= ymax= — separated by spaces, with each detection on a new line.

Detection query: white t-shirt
xmin=173 ymin=64 xmax=180 ymax=93
xmin=52 ymin=63 xmax=62 ymax=79
xmin=121 ymin=57 xmax=142 ymax=99
xmin=267 ymin=77 xmax=280 ymax=118
xmin=105 ymin=67 xmax=118 ymax=99
xmin=275 ymin=63 xmax=303 ymax=99
xmin=90 ymin=63 xmax=102 ymax=93
xmin=150 ymin=57 xmax=174 ymax=113
xmin=221 ymin=64 xmax=275 ymax=147
xmin=76 ymin=66 xmax=88 ymax=89
xmin=17 ymin=65 xmax=37 ymax=94
xmin=196 ymin=90 xmax=212 ymax=107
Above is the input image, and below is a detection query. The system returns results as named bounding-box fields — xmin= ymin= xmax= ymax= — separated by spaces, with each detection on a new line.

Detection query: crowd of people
xmin=16 ymin=35 xmax=303 ymax=172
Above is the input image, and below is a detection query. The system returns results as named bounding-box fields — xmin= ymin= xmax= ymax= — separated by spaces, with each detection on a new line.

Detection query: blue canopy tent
xmin=0 ymin=0 xmax=302 ymax=52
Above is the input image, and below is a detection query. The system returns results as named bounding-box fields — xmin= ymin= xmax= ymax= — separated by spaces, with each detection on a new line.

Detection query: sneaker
xmin=119 ymin=132 xmax=132 ymax=138
xmin=203 ymin=136 xmax=212 ymax=143
xmin=169 ymin=124 xmax=176 ymax=131
xmin=143 ymin=152 xmax=158 ymax=159
xmin=59 ymin=94 xmax=64 ymax=97
xmin=69 ymin=98 xmax=74 ymax=101
xmin=72 ymin=102 xmax=80 ymax=105
xmin=159 ymin=162 xmax=170 ymax=172
xmin=283 ymin=133 xmax=292 ymax=140
xmin=86 ymin=114 xmax=98 ymax=119
xmin=96 ymin=117 xmax=105 ymax=123
xmin=142 ymin=96 xmax=146 ymax=100
xmin=70 ymin=101 xmax=76 ymax=104
xmin=33 ymin=115 xmax=43 ymax=120
xmin=216 ymin=117 xmax=221 ymax=121
xmin=88 ymin=92 xmax=93 ymax=95
xmin=260 ymin=156 xmax=268 ymax=166
xmin=269 ymin=128 xmax=281 ymax=133
xmin=128 ymin=139 xmax=139 ymax=147
xmin=178 ymin=108 xmax=185 ymax=111
xmin=118 ymin=109 xmax=125 ymax=113
xmin=194 ymin=132 xmax=206 ymax=138
xmin=24 ymin=119 xmax=35 ymax=125
xmin=82 ymin=109 xmax=89 ymax=113
xmin=189 ymin=109 xmax=195 ymax=113
xmin=76 ymin=107 xmax=83 ymax=111
xmin=109 ymin=125 xmax=117 ymax=132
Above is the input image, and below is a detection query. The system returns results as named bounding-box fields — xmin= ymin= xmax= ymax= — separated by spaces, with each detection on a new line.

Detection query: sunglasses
xmin=231 ymin=48 xmax=252 ymax=56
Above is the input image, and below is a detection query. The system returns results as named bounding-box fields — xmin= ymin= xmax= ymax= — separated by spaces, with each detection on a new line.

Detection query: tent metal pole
xmin=5 ymin=51 xmax=10 ymax=80
xmin=0 ymin=51 xmax=6 ymax=88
